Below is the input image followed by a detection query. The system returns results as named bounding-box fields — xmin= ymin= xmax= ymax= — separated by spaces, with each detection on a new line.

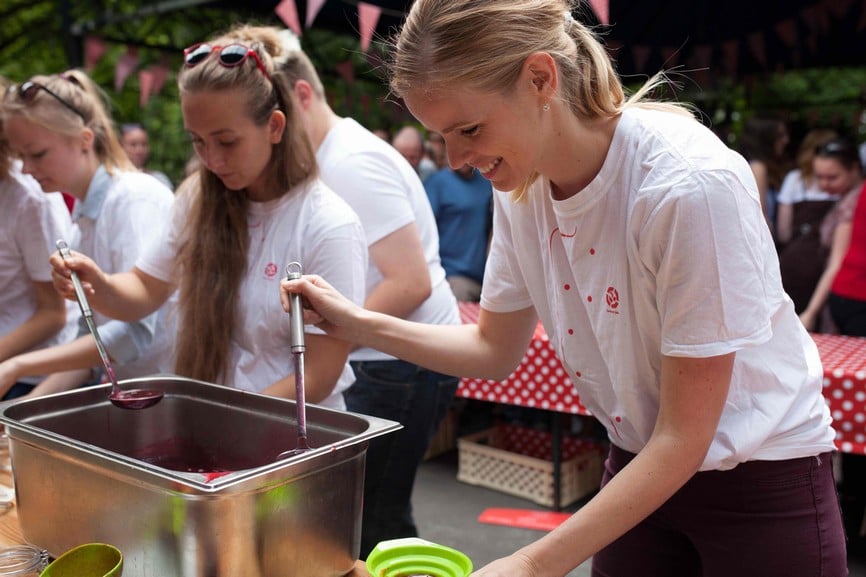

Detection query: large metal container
xmin=0 ymin=376 xmax=400 ymax=577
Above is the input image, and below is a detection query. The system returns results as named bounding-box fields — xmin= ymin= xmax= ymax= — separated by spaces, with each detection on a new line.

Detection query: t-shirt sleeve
xmin=639 ymin=169 xmax=774 ymax=357
xmin=323 ymin=152 xmax=415 ymax=246
xmin=479 ymin=190 xmax=534 ymax=313
xmin=19 ymin=192 xmax=70 ymax=282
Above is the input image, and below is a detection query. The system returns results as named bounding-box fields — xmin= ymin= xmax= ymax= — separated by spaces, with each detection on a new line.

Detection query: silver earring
xmin=543 ymin=102 xmax=550 ymax=112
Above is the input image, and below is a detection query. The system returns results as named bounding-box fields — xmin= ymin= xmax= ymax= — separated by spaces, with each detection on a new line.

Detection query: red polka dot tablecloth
xmin=457 ymin=303 xmax=590 ymax=415
xmin=458 ymin=303 xmax=866 ymax=455
xmin=812 ymin=333 xmax=866 ymax=455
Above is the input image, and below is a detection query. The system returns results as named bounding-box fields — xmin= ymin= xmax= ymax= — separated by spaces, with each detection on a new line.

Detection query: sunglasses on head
xmin=12 ymin=81 xmax=86 ymax=121
xmin=816 ymin=140 xmax=854 ymax=157
xmin=183 ymin=43 xmax=271 ymax=81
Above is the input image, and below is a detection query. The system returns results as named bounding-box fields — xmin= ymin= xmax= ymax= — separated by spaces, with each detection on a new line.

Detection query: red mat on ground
xmin=478 ymin=508 xmax=571 ymax=531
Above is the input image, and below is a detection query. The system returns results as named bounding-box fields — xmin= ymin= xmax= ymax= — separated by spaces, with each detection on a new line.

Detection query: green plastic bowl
xmin=40 ymin=543 xmax=122 ymax=577
xmin=366 ymin=537 xmax=473 ymax=577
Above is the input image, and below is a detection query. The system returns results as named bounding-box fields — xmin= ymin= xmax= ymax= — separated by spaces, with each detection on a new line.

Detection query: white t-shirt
xmin=0 ymin=166 xmax=78 ymax=362
xmin=481 ymin=107 xmax=836 ymax=471
xmin=70 ymin=166 xmax=175 ymax=379
xmin=316 ymin=118 xmax=460 ymax=361
xmin=777 ymin=169 xmax=835 ymax=203
xmin=137 ymin=176 xmax=367 ymax=410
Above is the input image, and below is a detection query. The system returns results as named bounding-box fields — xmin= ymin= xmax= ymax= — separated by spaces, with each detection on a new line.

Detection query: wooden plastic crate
xmin=457 ymin=424 xmax=605 ymax=508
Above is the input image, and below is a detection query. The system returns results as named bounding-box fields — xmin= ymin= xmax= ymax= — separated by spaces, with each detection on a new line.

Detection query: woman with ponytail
xmin=281 ymin=0 xmax=847 ymax=575
xmin=0 ymin=69 xmax=174 ymax=398
xmin=48 ymin=26 xmax=366 ymax=409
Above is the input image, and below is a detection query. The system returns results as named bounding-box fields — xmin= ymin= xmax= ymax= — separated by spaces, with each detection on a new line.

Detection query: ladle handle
xmin=286 ymin=262 xmax=305 ymax=354
xmin=56 ymin=239 xmax=92 ymax=318
xmin=56 ymin=239 xmax=119 ymax=388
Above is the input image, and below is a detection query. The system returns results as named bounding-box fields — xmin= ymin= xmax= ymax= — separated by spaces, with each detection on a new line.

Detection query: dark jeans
xmin=1 ymin=382 xmax=35 ymax=401
xmin=829 ymin=292 xmax=866 ymax=336
xmin=345 ymin=359 xmax=458 ymax=560
xmin=592 ymin=445 xmax=847 ymax=577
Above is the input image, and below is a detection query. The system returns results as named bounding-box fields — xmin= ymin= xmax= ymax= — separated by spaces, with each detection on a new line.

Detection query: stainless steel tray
xmin=0 ymin=376 xmax=400 ymax=577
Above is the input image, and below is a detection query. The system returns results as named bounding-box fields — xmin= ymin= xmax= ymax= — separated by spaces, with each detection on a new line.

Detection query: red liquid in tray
xmin=132 ymin=436 xmax=260 ymax=480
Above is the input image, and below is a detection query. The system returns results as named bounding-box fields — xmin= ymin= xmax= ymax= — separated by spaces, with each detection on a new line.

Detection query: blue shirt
xmin=424 ymin=168 xmax=492 ymax=283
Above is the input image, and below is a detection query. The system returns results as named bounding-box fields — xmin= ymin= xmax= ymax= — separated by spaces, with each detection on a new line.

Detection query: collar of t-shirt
xmin=71 ymin=165 xmax=110 ymax=222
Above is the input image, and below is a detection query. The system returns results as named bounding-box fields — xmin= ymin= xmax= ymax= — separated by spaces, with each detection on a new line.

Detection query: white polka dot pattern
xmin=812 ymin=333 xmax=866 ymax=455
xmin=457 ymin=303 xmax=590 ymax=415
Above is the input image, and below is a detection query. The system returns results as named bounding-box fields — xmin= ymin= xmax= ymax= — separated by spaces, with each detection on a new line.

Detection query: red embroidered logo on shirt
xmin=264 ymin=262 xmax=278 ymax=278
xmin=605 ymin=286 xmax=619 ymax=314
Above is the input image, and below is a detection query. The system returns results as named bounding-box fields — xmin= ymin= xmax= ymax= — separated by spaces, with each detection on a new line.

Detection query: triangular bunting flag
xmin=358 ymin=2 xmax=382 ymax=53
xmin=114 ymin=46 xmax=139 ymax=93
xmin=306 ymin=0 xmax=327 ymax=28
xmin=588 ymin=0 xmax=609 ymax=25
xmin=139 ymin=69 xmax=154 ymax=107
xmin=149 ymin=55 xmax=171 ymax=96
xmin=84 ymin=36 xmax=108 ymax=71
xmin=275 ymin=0 xmax=302 ymax=36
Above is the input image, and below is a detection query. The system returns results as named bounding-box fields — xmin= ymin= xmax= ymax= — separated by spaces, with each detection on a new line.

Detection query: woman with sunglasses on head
xmin=49 ymin=28 xmax=367 ymax=409
xmin=0 ymin=78 xmax=77 ymax=400
xmin=0 ymin=69 xmax=174 ymax=399
xmin=794 ymin=137 xmax=864 ymax=333
xmin=281 ymin=1 xmax=847 ymax=576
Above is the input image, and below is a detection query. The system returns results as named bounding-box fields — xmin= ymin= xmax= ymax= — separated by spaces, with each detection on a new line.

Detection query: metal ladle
xmin=277 ymin=262 xmax=312 ymax=459
xmin=56 ymin=240 xmax=163 ymax=410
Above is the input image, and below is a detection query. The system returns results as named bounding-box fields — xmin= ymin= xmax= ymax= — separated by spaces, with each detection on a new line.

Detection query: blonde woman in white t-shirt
xmin=0 ymin=69 xmax=173 ymax=399
xmin=280 ymin=1 xmax=847 ymax=576
xmin=0 ymin=79 xmax=77 ymax=399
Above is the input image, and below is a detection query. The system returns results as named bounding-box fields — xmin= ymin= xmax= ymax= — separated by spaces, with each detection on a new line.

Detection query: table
xmin=812 ymin=333 xmax=866 ymax=456
xmin=457 ymin=302 xmax=866 ymax=456
xmin=457 ymin=303 xmax=590 ymax=415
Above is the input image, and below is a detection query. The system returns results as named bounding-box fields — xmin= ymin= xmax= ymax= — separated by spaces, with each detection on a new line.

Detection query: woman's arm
xmin=50 ymin=249 xmax=174 ymax=322
xmin=473 ymin=352 xmax=735 ymax=577
xmin=261 ymin=333 xmax=352 ymax=403
xmin=0 ymin=335 xmax=101 ymax=398
xmin=280 ymin=274 xmax=537 ymax=380
xmin=364 ymin=223 xmax=432 ymax=320
xmin=775 ymin=202 xmax=794 ymax=245
xmin=22 ymin=368 xmax=94 ymax=399
xmin=800 ymin=221 xmax=852 ymax=331
xmin=750 ymin=160 xmax=771 ymax=228
xmin=0 ymin=281 xmax=67 ymax=362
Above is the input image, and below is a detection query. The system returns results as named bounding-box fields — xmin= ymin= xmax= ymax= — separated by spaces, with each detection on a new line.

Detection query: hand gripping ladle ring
xmin=277 ymin=262 xmax=312 ymax=458
xmin=56 ymin=240 xmax=163 ymax=410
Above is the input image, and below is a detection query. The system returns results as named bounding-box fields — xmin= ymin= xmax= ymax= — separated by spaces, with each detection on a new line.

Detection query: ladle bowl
xmin=56 ymin=240 xmax=163 ymax=410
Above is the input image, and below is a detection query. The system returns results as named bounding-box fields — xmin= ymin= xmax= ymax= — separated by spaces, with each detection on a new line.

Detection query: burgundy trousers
xmin=591 ymin=444 xmax=848 ymax=577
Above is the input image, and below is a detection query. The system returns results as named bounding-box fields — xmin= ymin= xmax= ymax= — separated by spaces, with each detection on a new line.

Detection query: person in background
xmin=0 ymin=77 xmax=77 ymax=400
xmin=281 ymin=1 xmax=846 ymax=575
xmin=738 ymin=115 xmax=790 ymax=235
xmin=829 ymin=181 xmax=866 ymax=335
xmin=425 ymin=130 xmax=448 ymax=170
xmin=279 ymin=32 xmax=461 ymax=558
xmin=0 ymin=69 xmax=174 ymax=399
xmin=796 ymin=137 xmax=864 ymax=332
xmin=49 ymin=26 xmax=367 ymax=411
xmin=372 ymin=127 xmax=391 ymax=141
xmin=775 ymin=128 xmax=838 ymax=246
xmin=119 ymin=123 xmax=173 ymax=191
xmin=392 ymin=124 xmax=437 ymax=182
xmin=424 ymin=163 xmax=492 ymax=301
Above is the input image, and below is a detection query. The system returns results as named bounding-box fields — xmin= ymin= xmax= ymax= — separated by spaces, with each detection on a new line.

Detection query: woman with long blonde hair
xmin=49 ymin=26 xmax=367 ymax=409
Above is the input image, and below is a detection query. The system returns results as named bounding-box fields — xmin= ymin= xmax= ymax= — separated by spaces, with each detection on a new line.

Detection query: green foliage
xmin=2 ymin=1 xmax=863 ymax=183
